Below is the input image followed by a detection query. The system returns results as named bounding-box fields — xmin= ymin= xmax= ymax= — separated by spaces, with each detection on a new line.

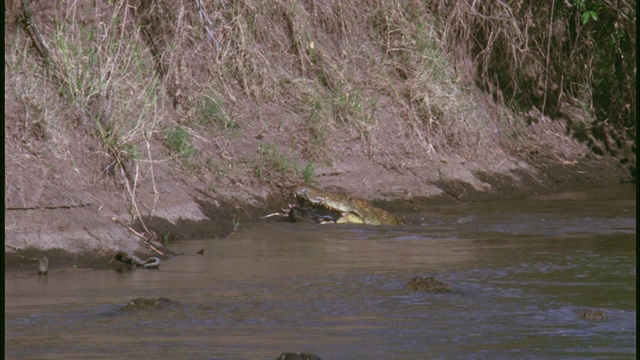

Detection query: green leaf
xmin=582 ymin=10 xmax=598 ymax=25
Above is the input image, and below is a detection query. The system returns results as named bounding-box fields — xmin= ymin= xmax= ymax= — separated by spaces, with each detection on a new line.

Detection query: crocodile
xmin=291 ymin=184 xmax=403 ymax=225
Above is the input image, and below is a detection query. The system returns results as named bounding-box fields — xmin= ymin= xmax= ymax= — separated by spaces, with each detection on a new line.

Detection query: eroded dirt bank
xmin=4 ymin=1 xmax=634 ymax=269
xmin=5 ymin=144 xmax=630 ymax=270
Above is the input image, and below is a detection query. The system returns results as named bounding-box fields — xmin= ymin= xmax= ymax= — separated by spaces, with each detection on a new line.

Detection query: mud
xmin=6 ymin=157 xmax=629 ymax=271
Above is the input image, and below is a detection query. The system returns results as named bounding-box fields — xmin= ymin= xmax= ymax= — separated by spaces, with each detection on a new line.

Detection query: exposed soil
xmin=4 ymin=1 xmax=634 ymax=270
xmin=5 ymin=115 xmax=629 ymax=270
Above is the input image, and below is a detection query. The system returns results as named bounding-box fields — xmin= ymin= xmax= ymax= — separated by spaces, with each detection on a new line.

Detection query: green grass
xmin=331 ymin=84 xmax=378 ymax=145
xmin=302 ymin=163 xmax=314 ymax=183
xmin=254 ymin=143 xmax=314 ymax=184
xmin=197 ymin=95 xmax=238 ymax=130
xmin=164 ymin=125 xmax=197 ymax=159
xmin=306 ymin=94 xmax=330 ymax=150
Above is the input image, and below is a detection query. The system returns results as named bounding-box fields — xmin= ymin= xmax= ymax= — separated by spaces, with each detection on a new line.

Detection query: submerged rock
xmin=578 ymin=309 xmax=607 ymax=320
xmin=274 ymin=352 xmax=323 ymax=360
xmin=406 ymin=276 xmax=451 ymax=293
xmin=119 ymin=297 xmax=181 ymax=312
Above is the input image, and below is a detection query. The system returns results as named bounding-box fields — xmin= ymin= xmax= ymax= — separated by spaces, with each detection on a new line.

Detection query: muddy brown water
xmin=5 ymin=185 xmax=636 ymax=359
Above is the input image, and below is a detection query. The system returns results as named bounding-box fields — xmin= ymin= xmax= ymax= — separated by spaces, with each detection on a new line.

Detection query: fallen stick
xmin=111 ymin=217 xmax=164 ymax=255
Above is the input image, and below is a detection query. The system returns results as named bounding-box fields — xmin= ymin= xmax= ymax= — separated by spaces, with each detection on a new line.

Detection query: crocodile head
xmin=291 ymin=184 xmax=352 ymax=223
xmin=291 ymin=184 xmax=402 ymax=225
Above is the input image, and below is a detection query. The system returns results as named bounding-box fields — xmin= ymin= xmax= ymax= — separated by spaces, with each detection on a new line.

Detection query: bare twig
xmin=112 ymin=217 xmax=164 ymax=255
xmin=195 ymin=0 xmax=222 ymax=51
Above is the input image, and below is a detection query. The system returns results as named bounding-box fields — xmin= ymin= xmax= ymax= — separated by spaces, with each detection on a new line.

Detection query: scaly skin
xmin=292 ymin=184 xmax=403 ymax=225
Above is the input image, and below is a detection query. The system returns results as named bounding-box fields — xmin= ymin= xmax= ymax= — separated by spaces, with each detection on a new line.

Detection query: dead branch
xmin=111 ymin=217 xmax=164 ymax=255
xmin=195 ymin=0 xmax=223 ymax=50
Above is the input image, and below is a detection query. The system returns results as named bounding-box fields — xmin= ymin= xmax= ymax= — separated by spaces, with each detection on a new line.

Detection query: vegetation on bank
xmin=6 ymin=1 xmax=635 ymax=226
xmin=433 ymin=0 xmax=635 ymax=158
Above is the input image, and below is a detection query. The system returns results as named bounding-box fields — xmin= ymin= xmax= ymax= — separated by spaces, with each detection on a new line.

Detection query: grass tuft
xmin=164 ymin=125 xmax=197 ymax=159
xmin=197 ymin=95 xmax=238 ymax=131
xmin=254 ymin=143 xmax=313 ymax=185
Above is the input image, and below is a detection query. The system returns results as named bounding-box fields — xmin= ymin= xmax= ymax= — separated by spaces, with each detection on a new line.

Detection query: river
xmin=5 ymin=185 xmax=636 ymax=359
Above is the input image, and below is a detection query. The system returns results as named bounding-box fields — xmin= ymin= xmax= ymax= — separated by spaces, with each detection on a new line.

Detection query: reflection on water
xmin=5 ymin=185 xmax=636 ymax=359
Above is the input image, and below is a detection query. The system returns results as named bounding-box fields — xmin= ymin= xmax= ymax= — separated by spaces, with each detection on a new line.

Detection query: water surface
xmin=5 ymin=185 xmax=636 ymax=359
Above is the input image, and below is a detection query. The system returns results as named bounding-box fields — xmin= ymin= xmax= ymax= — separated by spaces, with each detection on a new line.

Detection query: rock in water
xmin=578 ymin=309 xmax=607 ymax=320
xmin=406 ymin=276 xmax=451 ymax=293
xmin=274 ymin=353 xmax=323 ymax=360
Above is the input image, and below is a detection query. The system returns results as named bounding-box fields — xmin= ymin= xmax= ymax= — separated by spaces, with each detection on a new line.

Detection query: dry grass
xmin=5 ymin=31 xmax=68 ymax=156
xmin=8 ymin=0 xmax=172 ymax=229
xmin=6 ymin=0 xmax=533 ymax=176
xmin=7 ymin=0 xmax=632 ymax=216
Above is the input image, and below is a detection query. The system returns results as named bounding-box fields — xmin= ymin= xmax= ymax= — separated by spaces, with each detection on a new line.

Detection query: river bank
xmin=4 ymin=1 xmax=634 ymax=269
